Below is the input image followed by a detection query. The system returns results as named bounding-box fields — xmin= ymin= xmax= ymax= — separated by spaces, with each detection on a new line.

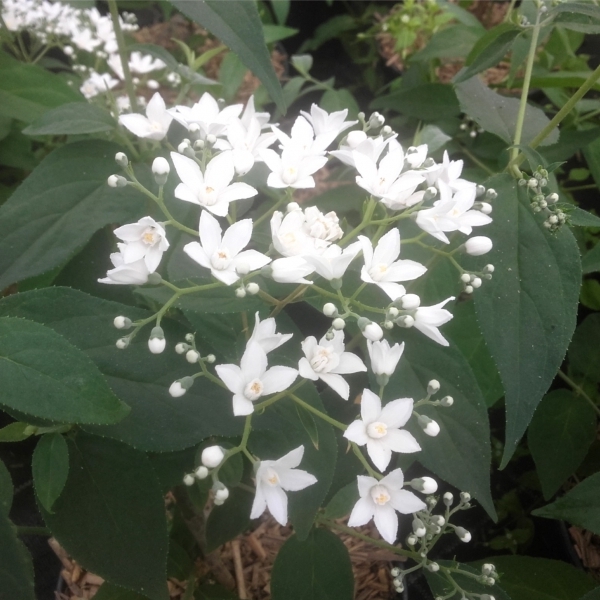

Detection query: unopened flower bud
xmin=464 ymin=285 xmax=474 ymax=294
xmin=188 ymin=123 xmax=200 ymax=134
xmin=169 ymin=376 xmax=194 ymax=397
xmin=107 ymin=174 xmax=127 ymax=188
xmin=152 ymin=157 xmax=170 ymax=185
xmin=460 ymin=273 xmax=471 ymax=283
xmin=485 ymin=188 xmax=497 ymax=200
xmin=175 ymin=342 xmax=189 ymax=354
xmin=407 ymin=534 xmax=418 ymax=546
xmin=186 ymin=349 xmax=200 ymax=363
xmin=396 ymin=315 xmax=414 ymax=328
xmin=381 ymin=125 xmax=393 ymax=136
xmin=287 ymin=202 xmax=300 ymax=212
xmin=440 ymin=395 xmax=454 ymax=407
xmin=484 ymin=264 xmax=494 ymax=273
xmin=148 ymin=326 xmax=166 ymax=354
xmin=443 ymin=492 xmax=454 ymax=506
xmin=464 ymin=236 xmax=493 ymax=256
xmin=423 ymin=186 xmax=438 ymax=201
xmin=455 ymin=526 xmax=471 ymax=542
xmin=202 ymin=445 xmax=225 ymax=468
xmin=401 ymin=294 xmax=420 ymax=309
xmin=116 ymin=337 xmax=129 ymax=349
xmin=185 ymin=333 xmax=195 ymax=343
xmin=323 ymin=303 xmax=337 ymax=317
xmin=194 ymin=465 xmax=209 ymax=479
xmin=427 ymin=562 xmax=440 ymax=572
xmin=481 ymin=563 xmax=495 ymax=576
xmin=472 ymin=277 xmax=482 ymax=289
xmin=417 ymin=415 xmax=439 ymax=436
xmin=387 ymin=307 xmax=399 ymax=318
xmin=427 ymin=379 xmax=440 ymax=394
xmin=460 ymin=491 xmax=471 ymax=503
xmin=431 ymin=515 xmax=445 ymax=527
xmin=177 ymin=139 xmax=190 ymax=154
xmin=215 ymin=486 xmax=229 ymax=502
xmin=235 ymin=287 xmax=247 ymax=298
xmin=346 ymin=130 xmax=367 ymax=148
xmin=479 ymin=202 xmax=492 ymax=215
xmin=413 ymin=518 xmax=426 ymax=537
xmin=481 ymin=595 xmax=495 ymax=600
xmin=206 ymin=354 xmax=216 ymax=363
xmin=147 ymin=272 xmax=162 ymax=285
xmin=547 ymin=193 xmax=559 ymax=204
xmin=476 ymin=185 xmax=486 ymax=198
xmin=363 ymin=322 xmax=384 ymax=341
xmin=246 ymin=282 xmax=259 ymax=295
xmin=383 ymin=320 xmax=394 ymax=330
xmin=410 ymin=477 xmax=438 ymax=494
xmin=183 ymin=474 xmax=195 ymax=486
xmin=528 ymin=178 xmax=538 ymax=188
xmin=113 ymin=316 xmax=132 ymax=330
xmin=332 ymin=317 xmax=345 ymax=330
xmin=206 ymin=134 xmax=217 ymax=145
xmin=390 ymin=567 xmax=401 ymax=577
xmin=115 ymin=152 xmax=128 ymax=167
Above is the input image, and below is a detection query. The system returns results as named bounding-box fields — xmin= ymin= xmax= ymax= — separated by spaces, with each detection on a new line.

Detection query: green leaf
xmin=32 ymin=433 xmax=69 ymax=512
xmin=426 ymin=561 xmax=510 ymax=600
xmin=218 ymin=52 xmax=247 ymax=103
xmin=411 ymin=25 xmax=483 ymax=62
xmin=205 ymin=488 xmax=252 ymax=553
xmin=473 ymin=175 xmax=581 ymax=467
xmin=418 ymin=124 xmax=452 ymax=154
xmin=168 ymin=0 xmax=285 ymax=112
xmin=372 ymin=83 xmax=461 ymax=122
xmin=167 ymin=538 xmax=193 ymax=580
xmin=0 ymin=422 xmax=33 ymax=443
xmin=528 ymin=390 xmax=597 ymax=499
xmin=455 ymin=76 xmax=559 ymax=146
xmin=0 ymin=140 xmax=145 ymax=290
xmin=569 ymin=206 xmax=600 ymax=227
xmin=0 ymin=51 xmax=81 ymax=123
xmin=298 ymin=15 xmax=356 ymax=52
xmin=23 ymin=103 xmax=116 ymax=136
xmin=0 ymin=512 xmax=35 ymax=600
xmin=454 ymin=27 xmax=521 ymax=83
xmin=40 ymin=433 xmax=169 ymax=600
xmin=582 ymin=242 xmax=600 ymax=274
xmin=271 ymin=528 xmax=354 ymax=600
xmin=569 ymin=314 xmax=600 ymax=382
xmin=579 ymin=588 xmax=600 ymax=600
xmin=323 ymin=481 xmax=358 ymax=520
xmin=263 ymin=24 xmax=298 ymax=44
xmin=320 ymin=89 xmax=360 ymax=119
xmin=271 ymin=0 xmax=290 ymax=25
xmin=583 ymin=136 xmax=600 ymax=189
xmin=0 ymin=459 xmax=12 ymax=517
xmin=540 ymin=128 xmax=600 ymax=163
xmin=93 ymin=582 xmax=151 ymax=600
xmin=475 ymin=555 xmax=596 ymax=600
xmin=0 ymin=317 xmax=129 ymax=424
xmin=533 ymin=472 xmax=600 ymax=535
xmin=0 ymin=287 xmax=242 ymax=451
xmin=294 ymin=402 xmax=319 ymax=450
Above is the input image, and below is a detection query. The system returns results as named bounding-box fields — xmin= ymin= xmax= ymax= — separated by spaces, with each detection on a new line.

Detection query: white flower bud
xmin=177 ymin=140 xmax=190 ymax=154
xmin=186 ymin=349 xmax=200 ymax=363
xmin=528 ymin=178 xmax=538 ymax=188
xmin=235 ymin=287 xmax=247 ymax=298
xmin=427 ymin=380 xmax=440 ymax=394
xmin=363 ymin=322 xmax=384 ymax=341
xmin=188 ymin=123 xmax=200 ymax=134
xmin=346 ymin=130 xmax=367 ymax=148
xmin=332 ymin=317 xmax=345 ymax=330
xmin=152 ymin=157 xmax=170 ymax=185
xmin=215 ymin=487 xmax=229 ymax=501
xmin=384 ymin=320 xmax=394 ymax=330
xmin=387 ymin=307 xmax=399 ymax=318
xmin=481 ymin=563 xmax=495 ymax=576
xmin=183 ymin=474 xmax=195 ymax=486
xmin=472 ymin=277 xmax=482 ymax=289
xmin=287 ymin=201 xmax=300 ymax=212
xmin=201 ymin=445 xmax=225 ymax=468
xmin=481 ymin=595 xmax=496 ymax=600
xmin=323 ymin=303 xmax=337 ymax=317
xmin=246 ymin=282 xmax=260 ymax=295
xmin=185 ymin=333 xmax=195 ymax=343
xmin=460 ymin=273 xmax=471 ymax=283
xmin=113 ymin=316 xmax=132 ymax=330
xmin=194 ymin=465 xmax=209 ymax=479
xmin=206 ymin=134 xmax=217 ymax=145
xmin=440 ymin=395 xmax=454 ymax=407
xmin=406 ymin=534 xmax=418 ymax=546
xmin=107 ymin=174 xmax=127 ymax=188
xmin=547 ymin=193 xmax=559 ymax=204
xmin=413 ymin=518 xmax=426 ymax=537
xmin=206 ymin=354 xmax=216 ymax=363
xmin=460 ymin=492 xmax=471 ymax=503
xmin=401 ymin=294 xmax=420 ymax=310
xmin=193 ymin=140 xmax=204 ymax=152
xmin=431 ymin=515 xmax=445 ymax=527
xmin=427 ymin=562 xmax=440 ymax=572
xmin=410 ymin=477 xmax=438 ymax=494
xmin=148 ymin=326 xmax=166 ymax=354
xmin=465 ymin=285 xmax=474 ymax=294
xmin=479 ymin=202 xmax=492 ymax=215
xmin=116 ymin=337 xmax=130 ymax=350
xmin=390 ymin=567 xmax=400 ymax=577
xmin=443 ymin=492 xmax=454 ymax=506
xmin=464 ymin=236 xmax=493 ymax=256
xmin=175 ymin=342 xmax=189 ymax=354
xmin=115 ymin=152 xmax=128 ymax=167
xmin=455 ymin=526 xmax=471 ymax=542
xmin=476 ymin=184 xmax=486 ymax=197
xmin=396 ymin=315 xmax=414 ymax=328
xmin=169 ymin=380 xmax=187 ymax=397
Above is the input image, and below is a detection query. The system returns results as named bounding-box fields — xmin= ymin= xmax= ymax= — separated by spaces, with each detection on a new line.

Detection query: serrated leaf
xmin=294 ymin=402 xmax=319 ymax=450
xmin=23 ymin=103 xmax=116 ymax=136
xmin=40 ymin=433 xmax=169 ymax=600
xmin=271 ymin=528 xmax=354 ymax=600
xmin=168 ymin=0 xmax=285 ymax=112
xmin=0 ymin=512 xmax=35 ymax=600
xmin=32 ymin=433 xmax=69 ymax=512
xmin=569 ymin=314 xmax=600 ymax=381
xmin=0 ymin=140 xmax=145 ymax=290
xmin=473 ymin=175 xmax=581 ymax=467
xmin=528 ymin=390 xmax=597 ymax=499
xmin=0 ymin=317 xmax=130 ymax=424
xmin=569 ymin=206 xmax=600 ymax=227
xmin=582 ymin=243 xmax=600 ymax=274
xmin=455 ymin=76 xmax=559 ymax=146
xmin=0 ymin=460 xmax=12 ymax=517
xmin=533 ymin=472 xmax=600 ymax=535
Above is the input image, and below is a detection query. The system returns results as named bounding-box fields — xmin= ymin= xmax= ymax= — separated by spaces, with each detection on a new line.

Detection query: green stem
xmin=351 ymin=442 xmax=381 ymax=479
xmin=558 ymin=370 xmax=600 ymax=417
xmin=289 ymin=393 xmax=346 ymax=431
xmin=253 ymin=381 xmax=306 ymax=411
xmin=562 ymin=184 xmax=598 ymax=192
xmin=311 ymin=284 xmax=386 ymax=315
xmin=339 ymin=197 xmax=376 ymax=246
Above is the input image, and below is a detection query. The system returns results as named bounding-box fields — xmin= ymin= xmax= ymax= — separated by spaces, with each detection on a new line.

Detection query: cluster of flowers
xmin=104 ymin=91 xmax=496 ymax=545
xmin=0 ymin=0 xmax=168 ymax=106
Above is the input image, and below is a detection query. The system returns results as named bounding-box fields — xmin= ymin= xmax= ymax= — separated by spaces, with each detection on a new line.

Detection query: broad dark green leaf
xmin=271 ymin=0 xmax=290 ymax=25
xmin=554 ymin=11 xmax=600 ymax=34
xmin=0 ymin=140 xmax=145 ymax=290
xmin=167 ymin=538 xmax=193 ymax=580
xmin=455 ymin=27 xmax=521 ymax=83
xmin=569 ymin=314 xmax=600 ymax=381
xmin=474 ymin=175 xmax=581 ymax=467
xmin=41 ymin=433 xmax=169 ymax=600
xmin=475 ymin=555 xmax=596 ymax=600
xmin=579 ymin=588 xmax=600 ymax=600
xmin=263 ymin=24 xmax=298 ymax=44
xmin=569 ymin=206 xmax=600 ymax=227
xmin=0 ymin=51 xmax=81 ymax=123
xmin=372 ymin=83 xmax=461 ymax=122
xmin=0 ymin=422 xmax=33 ymax=443
xmin=0 ymin=512 xmax=35 ymax=600
xmin=0 ymin=460 xmax=12 ymax=517
xmin=540 ymin=128 xmax=600 ymax=163
xmin=323 ymin=481 xmax=358 ymax=520
xmin=93 ymin=582 xmax=151 ymax=600
xmin=0 ymin=288 xmax=241 ymax=451
xmin=205 ymin=488 xmax=252 ymax=553
xmin=168 ymin=0 xmax=285 ymax=112
xmin=582 ymin=243 xmax=600 ymax=274
xmin=32 ymin=432 xmax=69 ymax=512
xmin=528 ymin=390 xmax=597 ymax=499
xmin=411 ymin=25 xmax=483 ymax=62
xmin=533 ymin=472 xmax=600 ymax=535
xmin=23 ymin=103 xmax=116 ymax=136
xmin=583 ymin=136 xmax=600 ymax=189
xmin=0 ymin=317 xmax=129 ymax=424
xmin=455 ymin=76 xmax=559 ymax=146
xmin=271 ymin=528 xmax=354 ymax=600
xmin=298 ymin=15 xmax=356 ymax=52
xmin=426 ymin=561 xmax=510 ymax=600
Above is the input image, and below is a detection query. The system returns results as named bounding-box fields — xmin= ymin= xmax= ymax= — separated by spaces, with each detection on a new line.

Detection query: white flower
xmin=348 ymin=469 xmax=427 ymax=544
xmin=129 ymin=51 xmax=165 ymax=74
xmin=183 ymin=212 xmax=270 ymax=285
xmin=112 ymin=216 xmax=169 ymax=273
xmin=425 ymin=150 xmax=475 ymax=193
xmin=404 ymin=144 xmax=428 ymax=168
xmin=344 ymin=389 xmax=420 ymax=471
xmin=270 ymin=256 xmax=315 ymax=284
xmin=359 ymin=230 xmax=426 ymax=300
xmin=80 ymin=71 xmax=119 ymax=99
xmin=367 ymin=339 xmax=404 ymax=377
xmin=413 ymin=297 xmax=455 ymax=346
xmin=98 ymin=245 xmax=149 ymax=285
xmin=250 ymin=445 xmax=317 ymax=526
xmin=272 ymin=115 xmax=330 ymax=156
xmin=464 ymin=236 xmax=493 ymax=256
xmin=298 ymin=330 xmax=367 ymax=400
xmin=304 ymin=241 xmax=361 ymax=281
xmin=248 ymin=312 xmax=293 ymax=353
xmin=330 ymin=135 xmax=391 ymax=168
xmin=215 ymin=342 xmax=298 ymax=416
xmin=299 ymin=104 xmax=357 ymax=149
xmin=260 ymin=147 xmax=327 ymax=189
xmin=171 ymin=151 xmax=257 ymax=217
xmin=119 ymin=92 xmax=172 ymax=140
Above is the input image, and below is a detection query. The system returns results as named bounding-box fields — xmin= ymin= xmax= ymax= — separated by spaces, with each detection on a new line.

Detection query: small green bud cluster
xmin=170 ymin=333 xmax=216 ymax=397
xmin=520 ymin=168 xmax=567 ymax=231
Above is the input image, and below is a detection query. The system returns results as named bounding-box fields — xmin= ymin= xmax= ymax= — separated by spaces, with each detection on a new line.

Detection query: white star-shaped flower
xmin=425 ymin=150 xmax=475 ymax=193
xmin=348 ymin=470 xmax=426 ymax=544
xmin=119 ymin=92 xmax=173 ymax=140
xmin=260 ymin=146 xmax=327 ymax=189
xmin=344 ymin=389 xmax=420 ymax=472
xmin=171 ymin=151 xmax=257 ymax=217
xmin=215 ymin=341 xmax=298 ymax=416
xmin=298 ymin=330 xmax=367 ymax=400
xmin=250 ymin=446 xmax=317 ymax=526
xmin=359 ymin=229 xmax=426 ymax=300
xmin=303 ymin=241 xmax=361 ymax=281
xmin=330 ymin=134 xmax=392 ymax=169
xmin=248 ymin=312 xmax=293 ymax=353
xmin=413 ymin=297 xmax=455 ymax=346
xmin=112 ymin=216 xmax=169 ymax=273
xmin=367 ymin=339 xmax=404 ymax=378
xmin=183 ymin=211 xmax=270 ymax=285
xmin=98 ymin=244 xmax=150 ymax=285
xmin=299 ymin=104 xmax=357 ymax=149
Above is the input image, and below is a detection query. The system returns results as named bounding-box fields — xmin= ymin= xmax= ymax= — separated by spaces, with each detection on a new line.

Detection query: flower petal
xmin=171 ymin=151 xmax=203 ymax=191
xmin=183 ymin=241 xmax=210 ymax=269
xmin=261 ymin=366 xmax=298 ymax=395
xmin=366 ymin=439 xmax=392 ymax=472
xmin=221 ymin=218 xmax=252 ymax=256
xmin=373 ymin=503 xmax=398 ymax=544
xmin=275 ymin=445 xmax=304 ymax=469
xmin=380 ymin=398 xmax=413 ymax=428
xmin=343 ymin=420 xmax=369 ymax=445
xmin=360 ymin=389 xmax=381 ymax=424
xmin=384 ymin=429 xmax=421 ymax=454
xmin=214 ymin=364 xmax=243 ymax=394
xmin=119 ymin=114 xmax=153 ymax=138
xmin=219 ymin=182 xmax=258 ymax=204
xmin=264 ymin=484 xmax=288 ymax=526
xmin=333 ymin=351 xmax=367 ymax=375
xmin=232 ymin=394 xmax=255 ymax=416
xmin=348 ymin=497 xmax=374 ymax=527
xmin=389 ymin=489 xmax=427 ymax=514
xmin=278 ymin=468 xmax=317 ymax=491
xmin=318 ymin=372 xmax=349 ymax=400
xmin=240 ymin=342 xmax=267 ymax=380
xmin=199 ymin=210 xmax=222 ymax=256
xmin=250 ymin=483 xmax=267 ymax=519
xmin=372 ymin=229 xmax=400 ymax=266
xmin=380 ymin=468 xmax=404 ymax=490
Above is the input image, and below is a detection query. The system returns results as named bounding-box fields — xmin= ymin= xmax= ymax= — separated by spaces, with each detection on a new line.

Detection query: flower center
xmin=149 ymin=121 xmax=163 ymax=132
xmin=244 ymin=378 xmax=264 ymax=401
xmin=367 ymin=421 xmax=388 ymax=439
xmin=264 ymin=467 xmax=280 ymax=486
xmin=281 ymin=166 xmax=298 ymax=185
xmin=141 ymin=227 xmax=158 ymax=245
xmin=210 ymin=247 xmax=231 ymax=270
xmin=200 ymin=185 xmax=218 ymax=206
xmin=310 ymin=346 xmax=335 ymax=373
xmin=370 ymin=484 xmax=391 ymax=506
xmin=369 ymin=263 xmax=388 ymax=282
